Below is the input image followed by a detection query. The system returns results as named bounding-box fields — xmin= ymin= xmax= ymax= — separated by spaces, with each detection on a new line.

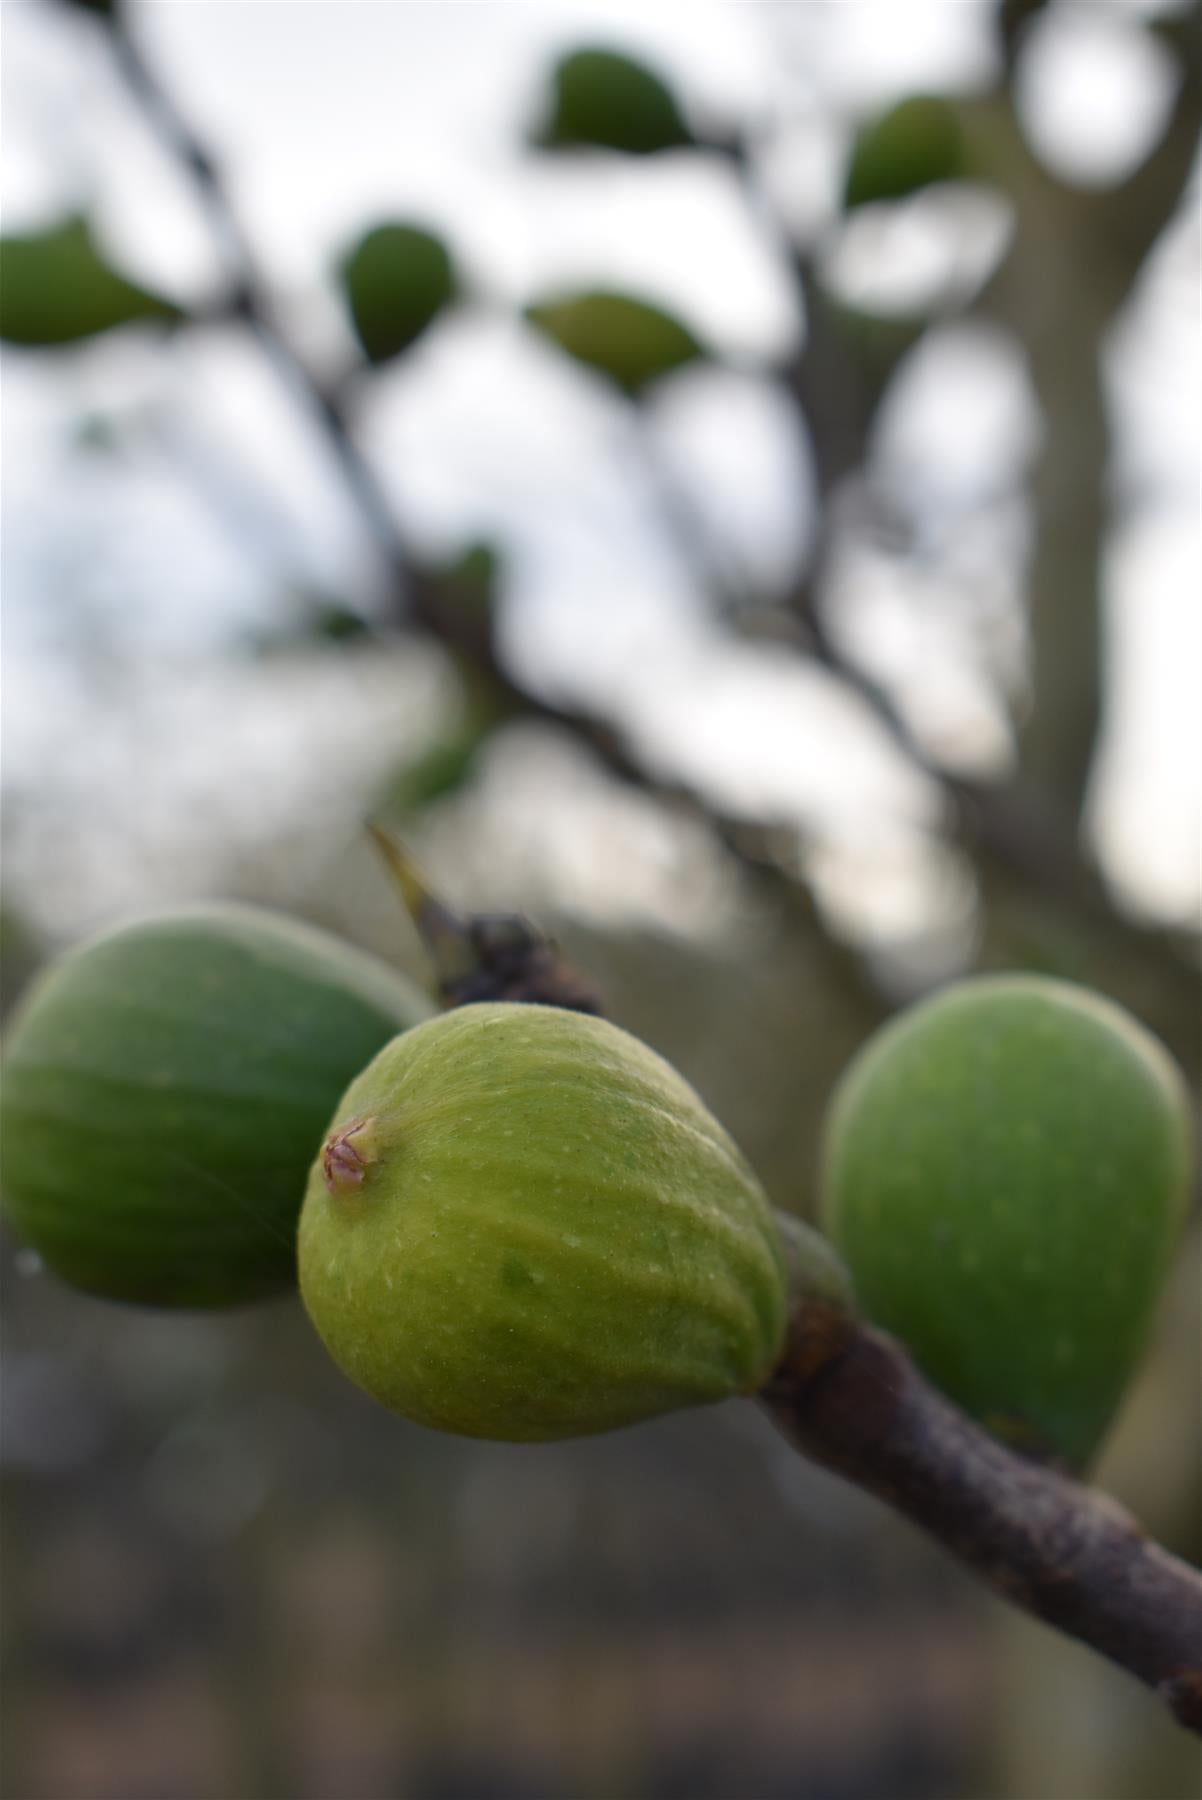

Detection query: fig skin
xmin=0 ymin=907 xmax=432 ymax=1307
xmin=299 ymin=1003 xmax=790 ymax=1441
xmin=821 ymin=975 xmax=1194 ymax=1469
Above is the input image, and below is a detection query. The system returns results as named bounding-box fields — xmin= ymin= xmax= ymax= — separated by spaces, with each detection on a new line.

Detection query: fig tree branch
xmin=106 ymin=11 xmax=411 ymax=571
xmin=761 ymin=1297 xmax=1202 ymax=1737
xmin=966 ymin=1 xmax=1202 ymax=819
xmin=384 ymin=847 xmax=1202 ymax=1736
xmin=98 ymin=6 xmax=1199 ymax=1051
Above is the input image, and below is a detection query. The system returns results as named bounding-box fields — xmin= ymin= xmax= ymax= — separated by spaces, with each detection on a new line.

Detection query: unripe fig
xmin=0 ymin=907 xmax=432 ymax=1307
xmin=821 ymin=975 xmax=1193 ymax=1468
xmin=299 ymin=1003 xmax=793 ymax=1441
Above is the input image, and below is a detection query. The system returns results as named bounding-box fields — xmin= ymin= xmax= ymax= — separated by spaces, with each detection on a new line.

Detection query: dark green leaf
xmin=384 ymin=721 xmax=491 ymax=814
xmin=0 ymin=214 xmax=185 ymax=347
xmin=339 ymin=222 xmax=457 ymax=366
xmin=534 ymin=46 xmax=693 ymax=155
xmin=525 ymin=290 xmax=705 ymax=397
xmin=381 ymin=659 xmax=509 ymax=814
xmin=844 ymin=97 xmax=966 ymax=210
xmin=437 ymin=538 xmax=498 ymax=594
xmin=309 ymin=603 xmax=372 ymax=643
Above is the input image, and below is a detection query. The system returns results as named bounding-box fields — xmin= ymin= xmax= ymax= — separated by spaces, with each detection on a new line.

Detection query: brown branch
xmin=106 ymin=12 xmax=415 ymax=585
xmin=761 ymin=1300 xmax=1202 ymax=1735
xmin=373 ymin=845 xmax=1202 ymax=1734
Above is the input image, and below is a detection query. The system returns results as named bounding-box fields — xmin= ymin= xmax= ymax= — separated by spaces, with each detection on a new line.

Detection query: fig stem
xmin=760 ymin=1300 xmax=1202 ymax=1736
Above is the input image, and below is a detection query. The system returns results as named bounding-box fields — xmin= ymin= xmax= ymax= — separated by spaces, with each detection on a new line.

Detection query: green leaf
xmin=0 ymin=214 xmax=185 ymax=347
xmin=384 ymin=720 xmax=492 ymax=814
xmin=339 ymin=222 xmax=457 ymax=366
xmin=832 ymin=302 xmax=928 ymax=376
xmin=525 ymin=290 xmax=705 ymax=397
xmin=844 ymin=96 xmax=966 ymax=210
xmin=308 ymin=602 xmax=372 ymax=644
xmin=442 ymin=538 xmax=499 ymax=599
xmin=534 ymin=46 xmax=694 ymax=155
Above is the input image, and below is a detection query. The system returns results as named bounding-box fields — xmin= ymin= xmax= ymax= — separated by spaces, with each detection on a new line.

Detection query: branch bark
xmin=107 ymin=15 xmax=414 ymax=583
xmin=967 ymin=0 xmax=1202 ymax=818
xmin=761 ymin=1299 xmax=1202 ymax=1735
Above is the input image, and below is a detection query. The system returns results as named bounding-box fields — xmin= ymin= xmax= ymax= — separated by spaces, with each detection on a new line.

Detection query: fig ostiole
xmin=0 ymin=906 xmax=432 ymax=1307
xmin=298 ymin=1002 xmax=834 ymax=1442
xmin=821 ymin=974 xmax=1193 ymax=1470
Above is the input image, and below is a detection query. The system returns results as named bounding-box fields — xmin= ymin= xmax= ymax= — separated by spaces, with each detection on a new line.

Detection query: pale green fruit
xmin=822 ymin=975 xmax=1194 ymax=1468
xmin=298 ymin=1003 xmax=790 ymax=1440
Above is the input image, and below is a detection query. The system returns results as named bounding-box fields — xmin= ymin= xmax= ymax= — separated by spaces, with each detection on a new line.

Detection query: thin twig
xmin=107 ymin=16 xmax=412 ymax=576
xmin=761 ymin=1300 xmax=1202 ymax=1735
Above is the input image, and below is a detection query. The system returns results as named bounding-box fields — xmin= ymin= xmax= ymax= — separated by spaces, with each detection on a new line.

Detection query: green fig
xmin=821 ymin=975 xmax=1194 ymax=1468
xmin=0 ymin=907 xmax=432 ymax=1307
xmin=299 ymin=1003 xmax=796 ymax=1440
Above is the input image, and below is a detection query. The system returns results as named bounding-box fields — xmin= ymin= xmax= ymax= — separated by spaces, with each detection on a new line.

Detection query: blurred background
xmin=1 ymin=1 xmax=1199 ymax=1796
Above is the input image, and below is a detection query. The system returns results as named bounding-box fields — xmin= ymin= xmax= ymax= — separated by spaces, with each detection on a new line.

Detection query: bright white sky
xmin=1 ymin=0 xmax=1198 ymax=945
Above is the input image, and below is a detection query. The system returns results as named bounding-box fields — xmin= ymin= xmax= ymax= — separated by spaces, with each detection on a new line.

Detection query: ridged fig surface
xmin=822 ymin=975 xmax=1193 ymax=1468
xmin=299 ymin=1003 xmax=789 ymax=1441
xmin=0 ymin=907 xmax=432 ymax=1307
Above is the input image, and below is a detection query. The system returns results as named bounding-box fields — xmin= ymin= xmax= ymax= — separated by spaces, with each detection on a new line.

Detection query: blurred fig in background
xmin=822 ymin=975 xmax=1194 ymax=1470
